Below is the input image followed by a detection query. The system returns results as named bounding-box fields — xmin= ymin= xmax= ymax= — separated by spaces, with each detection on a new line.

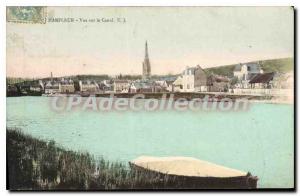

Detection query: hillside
xmin=259 ymin=58 xmax=294 ymax=73
xmin=205 ymin=57 xmax=294 ymax=78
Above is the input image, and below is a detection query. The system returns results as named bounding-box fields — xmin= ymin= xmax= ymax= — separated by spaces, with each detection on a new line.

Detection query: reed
xmin=7 ymin=128 xmax=180 ymax=190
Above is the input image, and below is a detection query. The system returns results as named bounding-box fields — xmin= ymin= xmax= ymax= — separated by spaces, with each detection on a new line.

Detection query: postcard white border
xmin=1 ymin=0 xmax=298 ymax=195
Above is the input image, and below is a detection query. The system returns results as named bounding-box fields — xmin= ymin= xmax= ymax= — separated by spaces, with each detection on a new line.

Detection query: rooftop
xmin=249 ymin=72 xmax=275 ymax=84
xmin=114 ymin=80 xmax=129 ymax=83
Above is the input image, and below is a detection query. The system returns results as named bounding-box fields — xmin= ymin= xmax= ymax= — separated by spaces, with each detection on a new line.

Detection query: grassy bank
xmin=7 ymin=129 xmax=182 ymax=190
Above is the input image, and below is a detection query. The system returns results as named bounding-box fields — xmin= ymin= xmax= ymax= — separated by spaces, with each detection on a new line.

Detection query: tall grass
xmin=7 ymin=128 xmax=181 ymax=190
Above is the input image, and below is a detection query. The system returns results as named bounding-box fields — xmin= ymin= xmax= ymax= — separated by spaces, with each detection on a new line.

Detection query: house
xmin=23 ymin=80 xmax=43 ymax=93
xmin=160 ymin=76 xmax=177 ymax=92
xmin=29 ymin=84 xmax=42 ymax=92
xmin=182 ymin=66 xmax=195 ymax=92
xmin=194 ymin=65 xmax=209 ymax=92
xmin=178 ymin=65 xmax=210 ymax=92
xmin=207 ymin=75 xmax=230 ymax=92
xmin=233 ymin=62 xmax=263 ymax=80
xmin=38 ymin=80 xmax=44 ymax=91
xmin=139 ymin=82 xmax=153 ymax=93
xmin=272 ymin=72 xmax=294 ymax=89
xmin=152 ymin=81 xmax=168 ymax=93
xmin=155 ymin=81 xmax=168 ymax=89
xmin=166 ymin=80 xmax=175 ymax=92
xmin=17 ymin=81 xmax=31 ymax=94
xmin=249 ymin=72 xmax=275 ymax=89
xmin=153 ymin=80 xmax=169 ymax=92
xmin=60 ymin=79 xmax=75 ymax=93
xmin=79 ymin=80 xmax=99 ymax=92
xmin=45 ymin=81 xmax=60 ymax=94
xmin=113 ymin=80 xmax=129 ymax=93
xmin=129 ymin=83 xmax=137 ymax=93
xmin=7 ymin=84 xmax=19 ymax=96
xmin=233 ymin=62 xmax=264 ymax=88
xmin=99 ymin=80 xmax=113 ymax=93
xmin=130 ymin=81 xmax=153 ymax=93
xmin=172 ymin=76 xmax=183 ymax=92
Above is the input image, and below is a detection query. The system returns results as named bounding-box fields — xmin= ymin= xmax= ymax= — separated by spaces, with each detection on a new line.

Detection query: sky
xmin=7 ymin=6 xmax=294 ymax=78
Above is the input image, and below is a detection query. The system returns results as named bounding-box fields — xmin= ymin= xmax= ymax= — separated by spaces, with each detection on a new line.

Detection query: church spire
xmin=142 ymin=41 xmax=151 ymax=80
xmin=145 ymin=41 xmax=149 ymax=59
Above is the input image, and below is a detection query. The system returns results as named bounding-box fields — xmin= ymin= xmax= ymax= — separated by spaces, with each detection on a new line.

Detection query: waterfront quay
xmin=92 ymin=92 xmax=269 ymax=101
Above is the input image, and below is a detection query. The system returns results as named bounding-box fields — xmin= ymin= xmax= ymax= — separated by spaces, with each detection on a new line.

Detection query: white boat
xmin=129 ymin=156 xmax=258 ymax=189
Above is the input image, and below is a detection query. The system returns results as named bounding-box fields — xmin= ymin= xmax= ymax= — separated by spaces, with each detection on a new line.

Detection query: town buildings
xmin=99 ymin=80 xmax=113 ymax=93
xmin=45 ymin=81 xmax=60 ymax=94
xmin=207 ymin=75 xmax=230 ymax=92
xmin=79 ymin=80 xmax=99 ymax=92
xmin=60 ymin=78 xmax=75 ymax=93
xmin=7 ymin=42 xmax=289 ymax=97
xmin=113 ymin=80 xmax=129 ymax=93
xmin=175 ymin=65 xmax=229 ymax=92
xmin=129 ymin=81 xmax=153 ymax=93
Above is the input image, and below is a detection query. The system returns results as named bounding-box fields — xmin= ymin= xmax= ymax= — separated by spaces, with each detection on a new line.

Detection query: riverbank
xmin=7 ymin=129 xmax=260 ymax=190
xmin=94 ymin=92 xmax=269 ymax=101
xmin=8 ymin=91 xmax=272 ymax=101
xmin=91 ymin=92 xmax=293 ymax=105
xmin=6 ymin=129 xmax=203 ymax=190
xmin=8 ymin=91 xmax=294 ymax=105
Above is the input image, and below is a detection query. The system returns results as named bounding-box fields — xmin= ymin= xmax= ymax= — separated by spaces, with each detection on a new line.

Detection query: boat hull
xmin=129 ymin=163 xmax=258 ymax=189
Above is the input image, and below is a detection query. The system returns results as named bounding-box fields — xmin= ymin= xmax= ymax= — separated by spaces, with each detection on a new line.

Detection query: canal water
xmin=6 ymin=97 xmax=294 ymax=188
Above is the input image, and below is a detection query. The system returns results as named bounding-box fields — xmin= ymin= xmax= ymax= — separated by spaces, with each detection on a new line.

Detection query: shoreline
xmin=7 ymin=128 xmax=258 ymax=190
xmin=6 ymin=128 xmax=174 ymax=190
xmin=6 ymin=92 xmax=293 ymax=105
xmin=7 ymin=128 xmax=259 ymax=190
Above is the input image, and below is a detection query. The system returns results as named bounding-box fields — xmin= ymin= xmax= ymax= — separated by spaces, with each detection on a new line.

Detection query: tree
xmin=230 ymin=77 xmax=238 ymax=87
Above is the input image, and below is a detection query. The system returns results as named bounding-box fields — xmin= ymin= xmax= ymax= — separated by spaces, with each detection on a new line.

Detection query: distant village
xmin=7 ymin=42 xmax=293 ymax=97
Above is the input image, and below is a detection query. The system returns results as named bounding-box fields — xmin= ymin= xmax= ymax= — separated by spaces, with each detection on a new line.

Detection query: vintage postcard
xmin=6 ymin=6 xmax=294 ymax=190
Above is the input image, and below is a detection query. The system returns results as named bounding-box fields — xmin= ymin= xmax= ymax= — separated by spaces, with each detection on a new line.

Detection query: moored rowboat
xmin=129 ymin=156 xmax=258 ymax=189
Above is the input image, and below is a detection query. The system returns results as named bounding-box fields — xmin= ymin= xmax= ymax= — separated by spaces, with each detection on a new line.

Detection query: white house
xmin=182 ymin=66 xmax=195 ymax=92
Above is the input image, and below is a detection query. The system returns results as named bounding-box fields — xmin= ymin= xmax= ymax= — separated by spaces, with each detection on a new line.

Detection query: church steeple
xmin=142 ymin=41 xmax=151 ymax=80
xmin=145 ymin=41 xmax=149 ymax=59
